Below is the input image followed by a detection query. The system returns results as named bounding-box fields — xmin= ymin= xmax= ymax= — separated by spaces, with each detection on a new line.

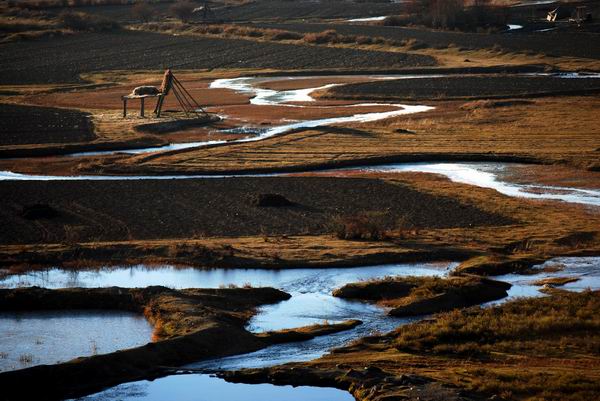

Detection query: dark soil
xmin=253 ymin=193 xmax=295 ymax=207
xmin=0 ymin=177 xmax=514 ymax=245
xmin=19 ymin=203 xmax=59 ymax=220
xmin=0 ymin=104 xmax=95 ymax=146
xmin=257 ymin=22 xmax=600 ymax=60
xmin=0 ymin=30 xmax=435 ymax=85
xmin=216 ymin=0 xmax=405 ymax=22
xmin=324 ymin=75 xmax=600 ymax=100
xmin=63 ymin=1 xmax=406 ymax=23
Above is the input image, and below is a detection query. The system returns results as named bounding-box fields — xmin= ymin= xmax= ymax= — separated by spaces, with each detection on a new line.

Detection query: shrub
xmin=270 ymin=30 xmax=302 ymax=41
xmin=303 ymin=29 xmax=339 ymax=44
xmin=355 ymin=35 xmax=373 ymax=45
xmin=331 ymin=212 xmax=389 ymax=241
xmin=170 ymin=0 xmax=195 ymax=22
xmin=131 ymin=2 xmax=155 ymax=23
xmin=58 ymin=10 xmax=120 ymax=31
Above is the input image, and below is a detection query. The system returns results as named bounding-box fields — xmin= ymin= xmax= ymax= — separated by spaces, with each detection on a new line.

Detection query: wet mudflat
xmin=0 ymin=309 xmax=152 ymax=372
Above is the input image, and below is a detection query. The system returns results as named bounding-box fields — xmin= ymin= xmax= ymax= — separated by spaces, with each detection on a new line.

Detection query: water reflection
xmin=74 ymin=373 xmax=354 ymax=401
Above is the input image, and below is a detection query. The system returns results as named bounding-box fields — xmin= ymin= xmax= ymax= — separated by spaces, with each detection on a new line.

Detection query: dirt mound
xmin=253 ymin=193 xmax=295 ymax=207
xmin=19 ymin=204 xmax=58 ymax=220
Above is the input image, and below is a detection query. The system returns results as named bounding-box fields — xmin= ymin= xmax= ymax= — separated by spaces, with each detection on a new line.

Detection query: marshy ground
xmin=1 ymin=0 xmax=600 ymax=400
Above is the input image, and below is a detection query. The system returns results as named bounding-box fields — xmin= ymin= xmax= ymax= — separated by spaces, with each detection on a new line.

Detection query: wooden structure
xmin=547 ymin=6 xmax=571 ymax=22
xmin=193 ymin=0 xmax=215 ymax=22
xmin=122 ymin=69 xmax=207 ymax=118
xmin=572 ymin=6 xmax=592 ymax=25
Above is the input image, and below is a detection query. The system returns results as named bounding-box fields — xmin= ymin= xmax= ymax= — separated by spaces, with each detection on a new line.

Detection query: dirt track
xmin=0 ymin=104 xmax=95 ymax=146
xmin=0 ymin=31 xmax=435 ymax=85
xmin=0 ymin=177 xmax=513 ymax=245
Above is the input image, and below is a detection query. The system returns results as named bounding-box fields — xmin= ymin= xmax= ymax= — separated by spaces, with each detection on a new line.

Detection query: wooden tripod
xmin=154 ymin=69 xmax=207 ymax=118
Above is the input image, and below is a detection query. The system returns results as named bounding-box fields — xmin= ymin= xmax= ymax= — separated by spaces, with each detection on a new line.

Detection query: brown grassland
xmin=44 ymin=94 xmax=596 ymax=176
xmin=1 ymin=5 xmax=600 ymax=399
xmin=225 ymin=290 xmax=600 ymax=401
xmin=1 ymin=172 xmax=599 ymax=276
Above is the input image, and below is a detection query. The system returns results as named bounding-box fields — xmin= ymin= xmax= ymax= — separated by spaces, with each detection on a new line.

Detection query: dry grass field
xmin=78 ymin=95 xmax=600 ymax=175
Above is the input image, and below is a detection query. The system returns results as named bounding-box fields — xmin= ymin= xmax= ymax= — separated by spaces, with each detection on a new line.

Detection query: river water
xmin=0 ymin=310 xmax=152 ymax=372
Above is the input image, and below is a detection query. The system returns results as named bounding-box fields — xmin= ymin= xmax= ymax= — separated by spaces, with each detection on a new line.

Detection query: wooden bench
xmin=122 ymin=69 xmax=173 ymax=118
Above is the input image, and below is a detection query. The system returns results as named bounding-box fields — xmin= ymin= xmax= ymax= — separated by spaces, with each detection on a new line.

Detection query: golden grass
xmin=1 ymin=172 xmax=599 ymax=273
xmin=301 ymin=290 xmax=600 ymax=401
xmin=97 ymin=96 xmax=600 ymax=174
xmin=532 ymin=276 xmax=580 ymax=287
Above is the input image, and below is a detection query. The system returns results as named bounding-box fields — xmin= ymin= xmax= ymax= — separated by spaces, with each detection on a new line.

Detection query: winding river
xmin=2 ymin=73 xmax=600 ymax=399
xmin=2 ymin=162 xmax=598 ymax=206
xmin=2 ymin=74 xmax=599 ymax=207
xmin=2 ymin=256 xmax=597 ymax=400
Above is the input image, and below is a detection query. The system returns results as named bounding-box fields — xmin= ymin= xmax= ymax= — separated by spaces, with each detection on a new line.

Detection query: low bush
xmin=386 ymin=0 xmax=507 ymax=32
xmin=170 ymin=0 xmax=195 ymax=22
xmin=270 ymin=30 xmax=302 ymax=41
xmin=131 ymin=2 xmax=155 ymax=23
xmin=58 ymin=10 xmax=120 ymax=31
xmin=331 ymin=212 xmax=389 ymax=241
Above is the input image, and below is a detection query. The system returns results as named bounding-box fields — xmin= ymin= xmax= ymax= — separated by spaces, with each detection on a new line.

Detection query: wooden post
xmin=140 ymin=97 xmax=145 ymax=117
xmin=154 ymin=95 xmax=164 ymax=117
xmin=122 ymin=97 xmax=127 ymax=118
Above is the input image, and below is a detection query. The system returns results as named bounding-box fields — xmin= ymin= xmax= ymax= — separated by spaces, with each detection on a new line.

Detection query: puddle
xmin=65 ymin=256 xmax=600 ymax=401
xmin=73 ymin=373 xmax=354 ymax=401
xmin=0 ymin=310 xmax=152 ymax=372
